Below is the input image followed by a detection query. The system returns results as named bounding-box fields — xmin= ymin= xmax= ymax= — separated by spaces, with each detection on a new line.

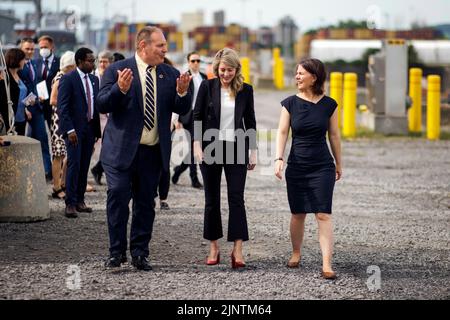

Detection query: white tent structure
xmin=310 ymin=39 xmax=450 ymax=66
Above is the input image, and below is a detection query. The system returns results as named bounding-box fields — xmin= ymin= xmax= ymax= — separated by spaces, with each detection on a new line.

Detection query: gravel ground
xmin=0 ymin=91 xmax=449 ymax=300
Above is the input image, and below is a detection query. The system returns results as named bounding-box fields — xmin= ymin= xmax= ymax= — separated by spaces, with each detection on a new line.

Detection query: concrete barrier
xmin=0 ymin=135 xmax=50 ymax=222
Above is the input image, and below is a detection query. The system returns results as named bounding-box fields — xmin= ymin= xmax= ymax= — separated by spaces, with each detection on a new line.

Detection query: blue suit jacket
xmin=57 ymin=70 xmax=101 ymax=139
xmin=97 ymin=56 xmax=191 ymax=171
xmin=35 ymin=55 xmax=60 ymax=96
xmin=18 ymin=60 xmax=42 ymax=111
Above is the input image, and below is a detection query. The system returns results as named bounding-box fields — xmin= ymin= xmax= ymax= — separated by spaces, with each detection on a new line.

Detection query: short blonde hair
xmin=212 ymin=48 xmax=244 ymax=97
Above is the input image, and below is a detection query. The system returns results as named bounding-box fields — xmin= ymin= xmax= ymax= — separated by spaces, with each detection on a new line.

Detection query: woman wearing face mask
xmin=193 ymin=48 xmax=257 ymax=269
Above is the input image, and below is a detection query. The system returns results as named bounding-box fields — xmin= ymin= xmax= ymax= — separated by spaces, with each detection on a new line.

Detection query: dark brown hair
xmin=5 ymin=48 xmax=26 ymax=69
xmin=187 ymin=51 xmax=199 ymax=62
xmin=297 ymin=58 xmax=326 ymax=95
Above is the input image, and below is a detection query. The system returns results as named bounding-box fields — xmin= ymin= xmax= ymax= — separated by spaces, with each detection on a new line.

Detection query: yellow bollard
xmin=343 ymin=73 xmax=357 ymax=138
xmin=329 ymin=72 xmax=343 ymax=129
xmin=408 ymin=68 xmax=422 ymax=133
xmin=272 ymin=48 xmax=280 ymax=82
xmin=274 ymin=57 xmax=285 ymax=90
xmin=427 ymin=75 xmax=441 ymax=140
xmin=240 ymin=57 xmax=251 ymax=84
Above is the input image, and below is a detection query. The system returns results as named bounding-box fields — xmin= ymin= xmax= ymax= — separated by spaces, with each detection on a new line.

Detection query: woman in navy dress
xmin=275 ymin=58 xmax=342 ymax=279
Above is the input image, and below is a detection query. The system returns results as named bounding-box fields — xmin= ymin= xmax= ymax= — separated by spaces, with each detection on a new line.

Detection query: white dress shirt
xmin=219 ymin=88 xmax=235 ymax=142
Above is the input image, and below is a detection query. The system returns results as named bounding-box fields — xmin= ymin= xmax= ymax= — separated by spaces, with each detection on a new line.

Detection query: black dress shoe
xmin=191 ymin=179 xmax=203 ymax=189
xmin=45 ymin=172 xmax=53 ymax=183
xmin=131 ymin=256 xmax=152 ymax=271
xmin=91 ymin=168 xmax=103 ymax=185
xmin=160 ymin=201 xmax=170 ymax=210
xmin=76 ymin=202 xmax=93 ymax=213
xmin=171 ymin=169 xmax=180 ymax=184
xmin=65 ymin=205 xmax=78 ymax=218
xmin=105 ymin=254 xmax=127 ymax=268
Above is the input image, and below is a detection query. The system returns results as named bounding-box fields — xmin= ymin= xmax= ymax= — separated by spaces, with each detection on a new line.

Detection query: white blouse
xmin=219 ymin=88 xmax=235 ymax=142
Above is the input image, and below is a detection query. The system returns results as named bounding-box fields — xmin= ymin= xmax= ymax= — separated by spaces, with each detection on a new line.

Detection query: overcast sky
xmin=3 ymin=0 xmax=450 ymax=31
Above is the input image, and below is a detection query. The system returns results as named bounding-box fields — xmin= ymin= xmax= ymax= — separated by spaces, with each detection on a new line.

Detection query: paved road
xmin=0 ymin=90 xmax=449 ymax=300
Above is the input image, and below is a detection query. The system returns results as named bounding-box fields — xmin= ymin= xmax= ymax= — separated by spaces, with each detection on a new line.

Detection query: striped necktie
xmin=144 ymin=65 xmax=156 ymax=131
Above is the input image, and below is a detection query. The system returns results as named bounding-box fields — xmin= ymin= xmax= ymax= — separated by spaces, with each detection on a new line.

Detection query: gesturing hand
xmin=117 ymin=68 xmax=133 ymax=93
xmin=176 ymin=72 xmax=192 ymax=95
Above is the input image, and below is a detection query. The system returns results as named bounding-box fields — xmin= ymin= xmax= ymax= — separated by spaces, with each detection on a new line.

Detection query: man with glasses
xmin=172 ymin=51 xmax=207 ymax=189
xmin=18 ymin=37 xmax=53 ymax=181
xmin=57 ymin=47 xmax=101 ymax=218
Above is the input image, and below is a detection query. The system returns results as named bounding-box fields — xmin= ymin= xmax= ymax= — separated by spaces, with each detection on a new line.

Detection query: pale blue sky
xmin=2 ymin=0 xmax=450 ymax=31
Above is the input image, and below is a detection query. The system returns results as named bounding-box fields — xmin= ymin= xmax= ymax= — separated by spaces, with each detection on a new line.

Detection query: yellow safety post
xmin=427 ymin=75 xmax=441 ymax=140
xmin=273 ymin=48 xmax=284 ymax=90
xmin=272 ymin=48 xmax=280 ymax=83
xmin=275 ymin=57 xmax=285 ymax=90
xmin=408 ymin=68 xmax=422 ymax=133
xmin=329 ymin=72 xmax=343 ymax=129
xmin=343 ymin=73 xmax=357 ymax=138
xmin=240 ymin=57 xmax=251 ymax=84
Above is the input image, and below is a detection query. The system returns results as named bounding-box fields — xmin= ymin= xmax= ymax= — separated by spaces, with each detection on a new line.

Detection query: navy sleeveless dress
xmin=281 ymin=95 xmax=337 ymax=214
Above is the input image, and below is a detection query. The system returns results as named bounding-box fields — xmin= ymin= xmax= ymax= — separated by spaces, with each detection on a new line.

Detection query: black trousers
xmin=158 ymin=168 xmax=170 ymax=200
xmin=173 ymin=123 xmax=198 ymax=180
xmin=200 ymin=141 xmax=249 ymax=241
xmin=103 ymin=144 xmax=162 ymax=258
xmin=64 ymin=123 xmax=96 ymax=206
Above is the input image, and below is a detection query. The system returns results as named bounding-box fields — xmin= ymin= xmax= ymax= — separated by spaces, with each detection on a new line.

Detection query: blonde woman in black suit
xmin=193 ymin=48 xmax=257 ymax=269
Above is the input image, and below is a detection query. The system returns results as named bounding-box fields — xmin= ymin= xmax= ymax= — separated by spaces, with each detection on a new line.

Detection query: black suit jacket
xmin=35 ymin=55 xmax=60 ymax=97
xmin=57 ymin=70 xmax=101 ymax=139
xmin=178 ymin=70 xmax=207 ymax=127
xmin=97 ymin=57 xmax=191 ymax=171
xmin=0 ymin=70 xmax=20 ymax=131
xmin=193 ymin=78 xmax=257 ymax=161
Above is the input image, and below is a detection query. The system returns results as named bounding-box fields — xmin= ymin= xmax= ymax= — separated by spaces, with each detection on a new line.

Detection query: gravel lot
xmin=0 ymin=90 xmax=449 ymax=300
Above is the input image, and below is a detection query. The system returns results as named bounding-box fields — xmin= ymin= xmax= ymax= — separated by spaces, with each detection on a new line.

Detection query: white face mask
xmin=40 ymin=48 xmax=51 ymax=59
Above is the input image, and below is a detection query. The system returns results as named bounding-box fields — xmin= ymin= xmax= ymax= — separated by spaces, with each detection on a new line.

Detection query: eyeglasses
xmin=190 ymin=59 xmax=201 ymax=63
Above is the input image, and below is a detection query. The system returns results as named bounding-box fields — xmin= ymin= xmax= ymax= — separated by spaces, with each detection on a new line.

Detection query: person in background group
xmin=113 ymin=52 xmax=125 ymax=62
xmin=91 ymin=50 xmax=115 ymax=186
xmin=36 ymin=35 xmax=60 ymax=131
xmin=275 ymin=58 xmax=342 ymax=280
xmin=49 ymin=51 xmax=76 ymax=200
xmin=193 ymin=48 xmax=257 ymax=269
xmin=18 ymin=37 xmax=52 ymax=180
xmin=171 ymin=51 xmax=207 ymax=189
xmin=0 ymin=48 xmax=27 ymax=135
xmin=58 ymin=48 xmax=101 ymax=218
xmin=97 ymin=27 xmax=191 ymax=271
xmin=155 ymin=56 xmax=177 ymax=211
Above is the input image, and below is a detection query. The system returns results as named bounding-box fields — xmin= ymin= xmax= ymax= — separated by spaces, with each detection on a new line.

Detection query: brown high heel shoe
xmin=287 ymin=258 xmax=300 ymax=268
xmin=321 ymin=271 xmax=337 ymax=280
xmin=231 ymin=252 xmax=246 ymax=269
xmin=206 ymin=252 xmax=220 ymax=265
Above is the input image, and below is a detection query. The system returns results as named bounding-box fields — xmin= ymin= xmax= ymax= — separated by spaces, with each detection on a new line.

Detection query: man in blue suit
xmin=18 ymin=37 xmax=52 ymax=180
xmin=58 ymin=47 xmax=101 ymax=218
xmin=35 ymin=35 xmax=60 ymax=130
xmin=97 ymin=26 xmax=191 ymax=271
